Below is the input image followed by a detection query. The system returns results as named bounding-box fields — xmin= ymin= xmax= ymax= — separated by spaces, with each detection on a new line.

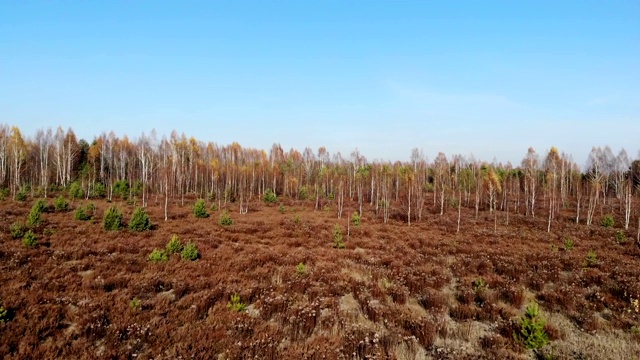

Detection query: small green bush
xmin=0 ymin=306 xmax=7 ymax=323
xmin=68 ymin=181 xmax=84 ymax=199
xmin=615 ymin=231 xmax=628 ymax=244
xmin=181 ymin=242 xmax=199 ymax=261
xmin=227 ymin=294 xmax=247 ymax=312
xmin=0 ymin=187 xmax=9 ymax=200
xmin=16 ymin=189 xmax=28 ymax=201
xmin=90 ymin=182 xmax=106 ymax=198
xmin=129 ymin=207 xmax=152 ymax=232
xmin=166 ymin=234 xmax=183 ymax=255
xmin=472 ymin=277 xmax=487 ymax=291
xmin=278 ymin=204 xmax=285 ymax=214
xmin=131 ymin=181 xmax=143 ymax=197
xmin=74 ymin=205 xmax=92 ymax=221
xmin=219 ymin=209 xmax=233 ymax=226
xmin=33 ymin=199 xmax=47 ymax=213
xmin=130 ymin=297 xmax=141 ymax=310
xmin=103 ymin=206 xmax=123 ymax=231
xmin=26 ymin=209 xmax=41 ymax=226
xmin=210 ymin=203 xmax=218 ymax=211
xmin=296 ymin=262 xmax=307 ymax=276
xmin=193 ymin=199 xmax=209 ymax=218
xmin=298 ymin=186 xmax=308 ymax=200
xmin=22 ymin=230 xmax=38 ymax=248
xmin=351 ymin=211 xmax=361 ymax=226
xmin=333 ymin=224 xmax=345 ymax=249
xmin=54 ymin=196 xmax=69 ymax=212
xmin=10 ymin=221 xmax=26 ymax=239
xmin=584 ymin=250 xmax=598 ymax=267
xmin=601 ymin=214 xmax=615 ymax=228
xmin=514 ymin=302 xmax=549 ymax=350
xmin=26 ymin=200 xmax=46 ymax=226
xmin=148 ymin=249 xmax=168 ymax=263
xmin=263 ymin=189 xmax=277 ymax=204
xmin=563 ymin=238 xmax=574 ymax=251
xmin=113 ymin=180 xmax=129 ymax=199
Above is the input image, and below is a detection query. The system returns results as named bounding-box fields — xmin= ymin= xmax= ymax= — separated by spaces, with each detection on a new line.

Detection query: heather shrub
xmin=514 ymin=302 xmax=549 ymax=350
xmin=103 ymin=206 xmax=123 ymax=231
xmin=181 ymin=242 xmax=199 ymax=261
xmin=22 ymin=230 xmax=37 ymax=248
xmin=54 ymin=196 xmax=69 ymax=212
xmin=129 ymin=207 xmax=152 ymax=232
xmin=148 ymin=249 xmax=168 ymax=263
xmin=10 ymin=221 xmax=26 ymax=239
xmin=219 ymin=209 xmax=233 ymax=226
xmin=193 ymin=199 xmax=208 ymax=218
xmin=166 ymin=234 xmax=183 ymax=255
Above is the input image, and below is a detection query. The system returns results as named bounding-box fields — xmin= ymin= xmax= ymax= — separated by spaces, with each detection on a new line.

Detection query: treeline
xmin=1 ymin=124 xmax=639 ymax=231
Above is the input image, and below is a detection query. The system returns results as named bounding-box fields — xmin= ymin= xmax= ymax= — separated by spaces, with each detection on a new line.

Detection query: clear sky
xmin=1 ymin=1 xmax=638 ymax=166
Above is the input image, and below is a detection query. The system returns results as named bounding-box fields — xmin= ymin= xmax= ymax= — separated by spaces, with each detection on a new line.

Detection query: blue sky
xmin=1 ymin=1 xmax=638 ymax=166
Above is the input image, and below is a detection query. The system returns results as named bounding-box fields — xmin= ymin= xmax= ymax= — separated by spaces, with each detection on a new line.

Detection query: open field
xmin=1 ymin=196 xmax=639 ymax=359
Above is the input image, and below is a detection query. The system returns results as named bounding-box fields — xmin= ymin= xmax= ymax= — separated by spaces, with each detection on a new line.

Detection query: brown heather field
xmin=1 ymin=196 xmax=639 ymax=360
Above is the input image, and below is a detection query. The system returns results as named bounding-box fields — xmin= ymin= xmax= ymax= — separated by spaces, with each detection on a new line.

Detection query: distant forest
xmin=1 ymin=124 xmax=639 ymax=232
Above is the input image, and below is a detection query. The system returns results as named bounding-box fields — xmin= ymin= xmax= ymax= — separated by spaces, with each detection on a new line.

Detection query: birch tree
xmin=433 ymin=152 xmax=449 ymax=216
xmin=586 ymin=147 xmax=603 ymax=226
xmin=34 ymin=128 xmax=53 ymax=197
xmin=522 ymin=147 xmax=539 ymax=217
xmin=9 ymin=127 xmax=27 ymax=198
xmin=544 ymin=147 xmax=561 ymax=232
